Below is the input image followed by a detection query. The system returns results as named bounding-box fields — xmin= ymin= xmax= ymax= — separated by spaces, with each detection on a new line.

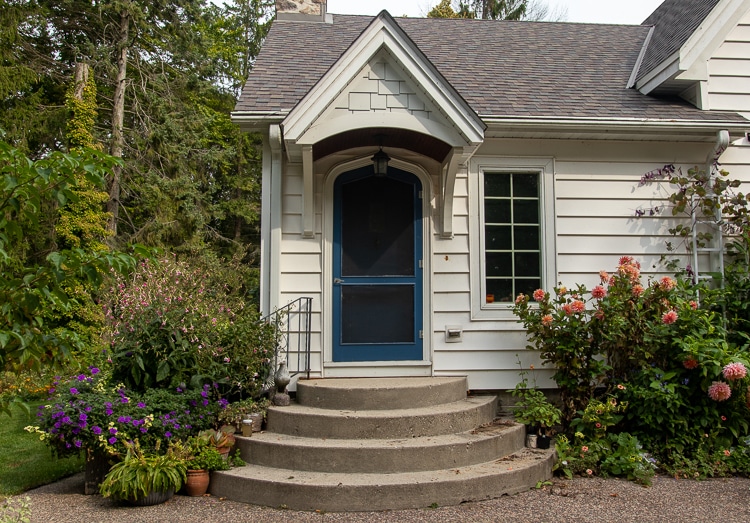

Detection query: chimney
xmin=276 ymin=0 xmax=329 ymax=22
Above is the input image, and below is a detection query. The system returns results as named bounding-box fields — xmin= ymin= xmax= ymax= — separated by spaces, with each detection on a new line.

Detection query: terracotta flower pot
xmin=185 ymin=469 xmax=210 ymax=497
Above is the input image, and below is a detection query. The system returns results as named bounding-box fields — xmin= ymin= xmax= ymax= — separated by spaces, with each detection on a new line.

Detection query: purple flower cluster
xmin=35 ymin=368 xmax=221 ymax=457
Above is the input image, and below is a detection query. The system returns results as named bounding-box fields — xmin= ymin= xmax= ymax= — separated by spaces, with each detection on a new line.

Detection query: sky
xmin=325 ymin=0 xmax=665 ymax=25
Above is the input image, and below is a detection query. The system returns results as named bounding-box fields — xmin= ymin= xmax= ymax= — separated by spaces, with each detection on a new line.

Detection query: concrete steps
xmin=210 ymin=377 xmax=554 ymax=512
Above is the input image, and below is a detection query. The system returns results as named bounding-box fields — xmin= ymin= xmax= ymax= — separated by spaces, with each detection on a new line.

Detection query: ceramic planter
xmin=185 ymin=469 xmax=210 ymax=497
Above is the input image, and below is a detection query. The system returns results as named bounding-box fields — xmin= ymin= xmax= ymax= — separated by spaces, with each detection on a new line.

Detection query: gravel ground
xmin=9 ymin=472 xmax=750 ymax=523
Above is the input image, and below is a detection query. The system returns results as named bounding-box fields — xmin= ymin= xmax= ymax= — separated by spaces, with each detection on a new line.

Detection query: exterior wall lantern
xmin=371 ymin=147 xmax=390 ymax=176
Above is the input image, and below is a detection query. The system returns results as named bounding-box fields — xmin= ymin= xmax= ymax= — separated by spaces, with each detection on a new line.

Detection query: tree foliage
xmin=428 ymin=0 xmax=566 ymax=21
xmin=0 ymin=0 xmax=273 ymax=260
xmin=0 ymin=0 xmax=274 ymax=408
xmin=0 ymin=140 xmax=139 ymax=382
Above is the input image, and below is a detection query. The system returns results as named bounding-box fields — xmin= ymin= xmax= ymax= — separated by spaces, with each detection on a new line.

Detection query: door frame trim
xmin=322 ymin=155 xmax=433 ymax=376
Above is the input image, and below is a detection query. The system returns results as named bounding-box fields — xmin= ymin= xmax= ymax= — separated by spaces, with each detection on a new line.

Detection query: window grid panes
xmin=484 ymin=172 xmax=541 ymax=304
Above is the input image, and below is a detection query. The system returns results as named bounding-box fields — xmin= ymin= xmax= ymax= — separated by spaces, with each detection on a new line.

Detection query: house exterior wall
xmin=432 ymin=138 xmax=717 ymax=390
xmin=274 ymin=136 xmax=736 ymax=391
xmin=708 ymin=8 xmax=750 ymax=113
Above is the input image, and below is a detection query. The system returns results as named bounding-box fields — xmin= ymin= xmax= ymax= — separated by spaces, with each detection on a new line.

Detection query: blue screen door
xmin=332 ymin=166 xmax=423 ymax=362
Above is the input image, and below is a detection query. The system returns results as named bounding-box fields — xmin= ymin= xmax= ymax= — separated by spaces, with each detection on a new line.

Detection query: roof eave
xmin=481 ymin=114 xmax=749 ymax=141
xmin=231 ymin=111 xmax=288 ymax=132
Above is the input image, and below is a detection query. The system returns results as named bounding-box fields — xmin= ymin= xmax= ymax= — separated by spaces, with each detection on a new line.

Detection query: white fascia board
xmin=636 ymin=52 xmax=680 ymax=94
xmin=231 ymin=111 xmax=287 ymax=132
xmin=638 ymin=0 xmax=750 ymax=93
xmin=481 ymin=115 xmax=749 ymax=139
xmin=282 ymin=12 xmax=484 ymax=147
xmin=679 ymin=0 xmax=750 ymax=80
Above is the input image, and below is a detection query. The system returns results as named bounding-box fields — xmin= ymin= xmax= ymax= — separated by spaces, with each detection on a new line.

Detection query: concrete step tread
xmin=271 ymin=394 xmax=495 ymax=417
xmin=217 ymin=447 xmax=554 ymax=486
xmin=243 ymin=418 xmax=519 ymax=450
xmin=298 ymin=376 xmax=467 ymax=391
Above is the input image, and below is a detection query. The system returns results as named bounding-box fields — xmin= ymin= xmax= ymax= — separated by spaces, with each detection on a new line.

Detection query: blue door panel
xmin=333 ymin=166 xmax=423 ymax=362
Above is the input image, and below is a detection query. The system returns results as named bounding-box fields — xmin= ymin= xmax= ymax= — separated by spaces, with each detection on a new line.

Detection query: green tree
xmin=428 ymin=0 xmax=565 ymax=21
xmin=0 ymin=139 xmax=139 ymax=402
xmin=428 ymin=0 xmax=462 ymax=18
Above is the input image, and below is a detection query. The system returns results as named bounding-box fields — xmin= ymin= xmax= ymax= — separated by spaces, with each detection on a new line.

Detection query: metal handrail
xmin=261 ymin=297 xmax=313 ymax=384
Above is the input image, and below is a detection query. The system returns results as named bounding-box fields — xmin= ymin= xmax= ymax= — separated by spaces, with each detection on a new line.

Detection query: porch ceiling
xmin=312 ymin=127 xmax=452 ymax=163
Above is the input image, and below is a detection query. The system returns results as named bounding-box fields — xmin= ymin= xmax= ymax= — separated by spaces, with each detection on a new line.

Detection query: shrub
xmin=513 ymin=256 xmax=750 ymax=479
xmin=103 ymin=254 xmax=275 ymax=397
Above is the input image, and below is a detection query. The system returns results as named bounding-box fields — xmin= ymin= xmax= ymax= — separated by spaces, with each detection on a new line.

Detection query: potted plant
xmin=180 ymin=437 xmax=230 ymax=497
xmin=199 ymin=425 xmax=236 ymax=459
xmin=99 ymin=441 xmax=186 ymax=505
xmin=509 ymin=380 xmax=562 ymax=449
xmin=217 ymin=398 xmax=270 ymax=433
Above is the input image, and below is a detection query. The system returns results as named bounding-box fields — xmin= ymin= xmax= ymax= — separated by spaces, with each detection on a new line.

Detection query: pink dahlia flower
xmin=662 ymin=310 xmax=678 ymax=325
xmin=591 ymin=285 xmax=607 ymax=299
xmin=632 ymin=284 xmax=644 ymax=298
xmin=533 ymin=289 xmax=546 ymax=302
xmin=571 ymin=300 xmax=586 ymax=313
xmin=659 ymin=277 xmax=676 ymax=291
xmin=708 ymin=381 xmax=732 ymax=402
xmin=541 ymin=314 xmax=553 ymax=327
xmin=722 ymin=362 xmax=747 ymax=381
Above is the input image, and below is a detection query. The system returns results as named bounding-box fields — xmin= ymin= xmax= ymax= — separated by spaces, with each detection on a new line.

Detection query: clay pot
xmin=185 ymin=469 xmax=210 ymax=497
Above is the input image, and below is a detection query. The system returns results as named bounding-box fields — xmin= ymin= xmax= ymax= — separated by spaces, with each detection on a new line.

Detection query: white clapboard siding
xmin=708 ymin=18 xmax=750 ymax=111
xmin=272 ymin=133 xmax=750 ymax=390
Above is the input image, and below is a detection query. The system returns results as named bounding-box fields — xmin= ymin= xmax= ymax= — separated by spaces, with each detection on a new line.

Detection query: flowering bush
xmin=103 ymin=254 xmax=275 ymax=398
xmin=513 ymin=283 xmax=607 ymax=426
xmin=513 ymin=256 xmax=750 ymax=478
xmin=27 ymin=367 xmax=220 ymax=457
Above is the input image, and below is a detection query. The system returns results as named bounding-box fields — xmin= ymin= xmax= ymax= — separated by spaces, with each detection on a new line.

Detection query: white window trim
xmin=468 ymin=156 xmax=557 ymax=320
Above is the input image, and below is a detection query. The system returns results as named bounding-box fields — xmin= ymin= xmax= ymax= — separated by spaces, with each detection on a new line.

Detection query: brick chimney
xmin=276 ymin=0 xmax=328 ymax=21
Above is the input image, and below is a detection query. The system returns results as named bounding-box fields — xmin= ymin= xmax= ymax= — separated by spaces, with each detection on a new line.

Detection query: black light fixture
xmin=372 ymin=147 xmax=390 ymax=176
xmin=371 ymin=134 xmax=390 ymax=176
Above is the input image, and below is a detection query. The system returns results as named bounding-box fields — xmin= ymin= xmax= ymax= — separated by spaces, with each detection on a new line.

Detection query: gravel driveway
xmin=12 ymin=472 xmax=750 ymax=523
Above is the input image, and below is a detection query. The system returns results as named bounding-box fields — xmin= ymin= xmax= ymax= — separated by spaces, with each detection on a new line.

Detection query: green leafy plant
xmin=0 ymin=139 xmax=139 ymax=414
xmin=508 ymin=364 xmax=561 ymax=434
xmin=183 ymin=437 xmax=229 ymax=472
xmin=199 ymin=425 xmax=236 ymax=450
xmin=99 ymin=441 xmax=186 ymax=502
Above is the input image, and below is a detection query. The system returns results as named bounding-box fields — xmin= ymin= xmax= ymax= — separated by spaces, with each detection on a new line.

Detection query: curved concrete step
xmin=266 ymin=395 xmax=497 ymax=439
xmin=236 ymin=419 xmax=525 ymax=473
xmin=296 ymin=377 xmax=468 ymax=410
xmin=210 ymin=447 xmax=556 ymax=512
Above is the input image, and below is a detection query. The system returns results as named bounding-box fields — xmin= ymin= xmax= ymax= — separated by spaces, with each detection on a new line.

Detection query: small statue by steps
xmin=273 ymin=361 xmax=291 ymax=406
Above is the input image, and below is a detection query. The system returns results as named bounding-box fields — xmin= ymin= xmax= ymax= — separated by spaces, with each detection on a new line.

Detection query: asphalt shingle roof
xmin=236 ymin=10 xmax=746 ymax=124
xmin=637 ymin=0 xmax=721 ymax=82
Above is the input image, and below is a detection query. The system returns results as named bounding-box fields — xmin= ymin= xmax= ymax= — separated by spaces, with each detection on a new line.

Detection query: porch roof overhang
xmin=270 ymin=10 xmax=485 ymax=239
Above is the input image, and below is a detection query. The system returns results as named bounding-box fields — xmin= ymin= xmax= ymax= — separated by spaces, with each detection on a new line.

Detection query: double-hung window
xmin=470 ymin=158 xmax=555 ymax=318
